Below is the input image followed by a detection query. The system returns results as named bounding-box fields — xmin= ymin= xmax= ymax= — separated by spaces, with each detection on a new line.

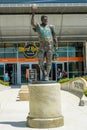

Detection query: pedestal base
xmin=27 ymin=115 xmax=64 ymax=128
xmin=26 ymin=81 xmax=64 ymax=128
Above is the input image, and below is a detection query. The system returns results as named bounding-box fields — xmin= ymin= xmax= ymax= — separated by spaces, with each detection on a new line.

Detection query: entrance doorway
xmin=32 ymin=64 xmax=40 ymax=80
xmin=21 ymin=63 xmax=40 ymax=83
xmin=57 ymin=63 xmax=64 ymax=72
xmin=0 ymin=64 xmax=4 ymax=81
xmin=5 ymin=63 xmax=17 ymax=85
xmin=21 ymin=64 xmax=30 ymax=83
xmin=51 ymin=63 xmax=64 ymax=81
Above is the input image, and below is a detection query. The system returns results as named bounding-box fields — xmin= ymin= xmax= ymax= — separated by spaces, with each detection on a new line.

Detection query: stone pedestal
xmin=26 ymin=81 xmax=64 ymax=128
xmin=19 ymin=85 xmax=29 ymax=101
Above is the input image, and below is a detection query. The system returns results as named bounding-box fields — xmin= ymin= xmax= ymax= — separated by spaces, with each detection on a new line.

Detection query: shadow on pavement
xmin=0 ymin=121 xmax=27 ymax=128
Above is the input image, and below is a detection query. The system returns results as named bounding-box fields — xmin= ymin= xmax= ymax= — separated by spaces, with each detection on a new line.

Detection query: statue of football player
xmin=31 ymin=5 xmax=58 ymax=80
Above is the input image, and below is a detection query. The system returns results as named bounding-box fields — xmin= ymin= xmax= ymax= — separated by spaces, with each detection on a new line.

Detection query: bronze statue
xmin=31 ymin=5 xmax=58 ymax=81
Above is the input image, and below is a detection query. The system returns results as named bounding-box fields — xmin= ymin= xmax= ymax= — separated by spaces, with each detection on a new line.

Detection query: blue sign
xmin=0 ymin=0 xmax=87 ymax=4
xmin=24 ymin=43 xmax=38 ymax=58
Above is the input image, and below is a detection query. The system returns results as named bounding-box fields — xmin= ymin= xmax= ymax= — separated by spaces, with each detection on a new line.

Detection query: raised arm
xmin=31 ymin=12 xmax=36 ymax=28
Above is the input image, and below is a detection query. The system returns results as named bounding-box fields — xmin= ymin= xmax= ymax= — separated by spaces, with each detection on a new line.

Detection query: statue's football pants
xmin=38 ymin=41 xmax=53 ymax=77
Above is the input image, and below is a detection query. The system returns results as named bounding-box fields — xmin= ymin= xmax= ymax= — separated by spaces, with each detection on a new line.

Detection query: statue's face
xmin=42 ymin=17 xmax=48 ymax=24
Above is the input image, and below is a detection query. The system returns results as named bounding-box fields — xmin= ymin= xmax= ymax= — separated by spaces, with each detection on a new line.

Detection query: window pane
xmin=5 ymin=44 xmax=17 ymax=53
xmin=5 ymin=53 xmax=17 ymax=58
xmin=21 ymin=64 xmax=30 ymax=83
xmin=0 ymin=43 xmax=17 ymax=58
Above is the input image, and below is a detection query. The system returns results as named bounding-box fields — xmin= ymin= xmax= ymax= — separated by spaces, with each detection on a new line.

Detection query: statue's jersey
xmin=35 ymin=23 xmax=56 ymax=42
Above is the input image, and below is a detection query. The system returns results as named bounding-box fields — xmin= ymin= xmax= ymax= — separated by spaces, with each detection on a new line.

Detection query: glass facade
xmin=57 ymin=42 xmax=83 ymax=58
xmin=0 ymin=65 xmax=4 ymax=80
xmin=0 ymin=44 xmax=17 ymax=58
xmin=68 ymin=62 xmax=84 ymax=78
xmin=0 ymin=42 xmax=84 ymax=83
xmin=56 ymin=42 xmax=84 ymax=78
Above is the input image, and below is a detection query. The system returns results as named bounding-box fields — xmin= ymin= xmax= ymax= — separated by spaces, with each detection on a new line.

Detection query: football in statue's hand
xmin=31 ymin=4 xmax=38 ymax=11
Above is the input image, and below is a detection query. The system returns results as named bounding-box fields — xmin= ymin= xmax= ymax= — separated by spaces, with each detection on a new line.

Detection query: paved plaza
xmin=0 ymin=85 xmax=87 ymax=130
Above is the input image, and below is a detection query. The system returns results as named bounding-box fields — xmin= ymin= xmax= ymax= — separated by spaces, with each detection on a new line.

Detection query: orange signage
xmin=0 ymin=57 xmax=83 ymax=63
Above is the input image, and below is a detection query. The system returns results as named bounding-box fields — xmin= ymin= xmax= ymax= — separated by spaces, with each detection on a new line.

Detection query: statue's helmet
xmin=41 ymin=15 xmax=48 ymax=22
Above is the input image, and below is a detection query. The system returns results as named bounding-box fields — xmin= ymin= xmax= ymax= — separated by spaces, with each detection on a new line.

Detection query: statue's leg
xmin=46 ymin=42 xmax=53 ymax=79
xmin=38 ymin=48 xmax=45 ymax=80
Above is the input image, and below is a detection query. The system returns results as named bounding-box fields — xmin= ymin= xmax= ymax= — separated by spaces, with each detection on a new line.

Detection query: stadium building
xmin=0 ymin=0 xmax=87 ymax=84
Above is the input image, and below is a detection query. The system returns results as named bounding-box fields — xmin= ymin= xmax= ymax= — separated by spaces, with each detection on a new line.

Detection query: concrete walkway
xmin=0 ymin=86 xmax=87 ymax=130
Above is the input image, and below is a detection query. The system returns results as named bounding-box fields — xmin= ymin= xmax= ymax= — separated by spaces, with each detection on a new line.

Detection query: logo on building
xmin=24 ymin=43 xmax=38 ymax=58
